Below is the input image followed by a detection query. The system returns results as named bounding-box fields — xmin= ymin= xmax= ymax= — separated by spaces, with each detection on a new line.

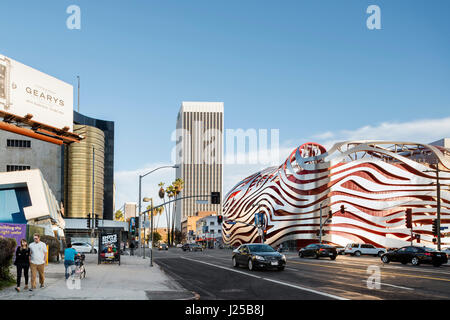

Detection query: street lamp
xmin=143 ymin=197 xmax=154 ymax=266
xmin=138 ymin=165 xmax=178 ymax=258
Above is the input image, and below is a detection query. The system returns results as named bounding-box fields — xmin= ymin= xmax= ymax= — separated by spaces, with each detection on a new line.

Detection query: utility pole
xmin=319 ymin=203 xmax=323 ymax=244
xmin=424 ymin=165 xmax=444 ymax=251
xmin=77 ymin=76 xmax=80 ymax=113
xmin=91 ymin=146 xmax=95 ymax=240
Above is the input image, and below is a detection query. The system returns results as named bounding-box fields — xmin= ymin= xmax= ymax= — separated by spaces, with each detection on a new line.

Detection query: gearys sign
xmin=0 ymin=54 xmax=73 ymax=131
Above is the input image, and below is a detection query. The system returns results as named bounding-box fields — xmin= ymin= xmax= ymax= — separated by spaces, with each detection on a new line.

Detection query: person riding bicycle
xmin=64 ymin=243 xmax=78 ymax=280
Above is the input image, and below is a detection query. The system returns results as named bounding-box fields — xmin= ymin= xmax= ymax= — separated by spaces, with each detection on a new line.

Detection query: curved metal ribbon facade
xmin=222 ymin=141 xmax=450 ymax=249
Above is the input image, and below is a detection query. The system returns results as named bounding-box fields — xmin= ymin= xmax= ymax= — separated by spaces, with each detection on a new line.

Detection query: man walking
xmin=29 ymin=233 xmax=47 ymax=291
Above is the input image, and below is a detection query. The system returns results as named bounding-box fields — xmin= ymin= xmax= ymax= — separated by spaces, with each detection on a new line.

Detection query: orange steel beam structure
xmin=0 ymin=110 xmax=82 ymax=145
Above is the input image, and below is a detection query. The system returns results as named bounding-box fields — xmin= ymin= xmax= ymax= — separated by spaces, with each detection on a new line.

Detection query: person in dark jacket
xmin=14 ymin=239 xmax=31 ymax=292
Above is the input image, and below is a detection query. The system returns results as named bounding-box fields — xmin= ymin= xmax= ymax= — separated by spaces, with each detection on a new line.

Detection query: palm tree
xmin=156 ymin=206 xmax=164 ymax=230
xmin=165 ymin=184 xmax=175 ymax=246
xmin=171 ymin=178 xmax=184 ymax=245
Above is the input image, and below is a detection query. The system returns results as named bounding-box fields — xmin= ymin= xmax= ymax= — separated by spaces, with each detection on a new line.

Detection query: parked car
xmin=344 ymin=243 xmax=386 ymax=257
xmin=158 ymin=243 xmax=168 ymax=250
xmin=298 ymin=244 xmax=337 ymax=260
xmin=335 ymin=245 xmax=345 ymax=255
xmin=381 ymin=246 xmax=448 ymax=267
xmin=71 ymin=242 xmax=98 ymax=254
xmin=182 ymin=243 xmax=203 ymax=252
xmin=232 ymin=244 xmax=286 ymax=271
xmin=176 ymin=244 xmax=183 ymax=248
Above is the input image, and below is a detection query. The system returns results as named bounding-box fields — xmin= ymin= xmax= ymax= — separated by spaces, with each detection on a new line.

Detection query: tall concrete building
xmin=0 ymin=130 xmax=64 ymax=203
xmin=175 ymin=102 xmax=223 ymax=238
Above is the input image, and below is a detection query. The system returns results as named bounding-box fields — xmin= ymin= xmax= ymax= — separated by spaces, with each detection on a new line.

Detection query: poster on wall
xmin=0 ymin=223 xmax=27 ymax=250
xmin=0 ymin=54 xmax=73 ymax=131
xmin=98 ymin=231 xmax=121 ymax=265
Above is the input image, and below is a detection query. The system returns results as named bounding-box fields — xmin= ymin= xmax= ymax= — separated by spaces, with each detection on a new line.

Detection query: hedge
xmin=0 ymin=237 xmax=16 ymax=284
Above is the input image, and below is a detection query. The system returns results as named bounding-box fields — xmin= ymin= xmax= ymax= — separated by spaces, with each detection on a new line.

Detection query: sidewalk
xmin=0 ymin=254 xmax=195 ymax=300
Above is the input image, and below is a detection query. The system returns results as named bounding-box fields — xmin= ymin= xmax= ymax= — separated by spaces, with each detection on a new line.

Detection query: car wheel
xmin=313 ymin=252 xmax=319 ymax=259
xmin=299 ymin=252 xmax=304 ymax=258
xmin=411 ymin=257 xmax=420 ymax=266
xmin=232 ymin=257 xmax=239 ymax=268
xmin=354 ymin=251 xmax=361 ymax=257
xmin=381 ymin=255 xmax=389 ymax=263
xmin=248 ymin=259 xmax=254 ymax=271
xmin=330 ymin=255 xmax=336 ymax=260
xmin=377 ymin=251 xmax=383 ymax=257
xmin=277 ymin=266 xmax=285 ymax=271
xmin=433 ymin=262 xmax=441 ymax=267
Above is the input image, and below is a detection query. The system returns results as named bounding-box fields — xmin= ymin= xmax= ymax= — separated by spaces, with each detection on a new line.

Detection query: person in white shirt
xmin=28 ymin=233 xmax=47 ymax=290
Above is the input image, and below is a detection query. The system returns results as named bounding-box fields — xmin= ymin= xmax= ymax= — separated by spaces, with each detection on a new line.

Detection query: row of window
xmin=6 ymin=165 xmax=31 ymax=172
xmin=6 ymin=139 xmax=31 ymax=148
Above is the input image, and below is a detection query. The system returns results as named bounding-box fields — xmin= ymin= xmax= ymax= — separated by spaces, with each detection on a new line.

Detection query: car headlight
xmin=281 ymin=255 xmax=286 ymax=261
xmin=254 ymin=255 xmax=265 ymax=261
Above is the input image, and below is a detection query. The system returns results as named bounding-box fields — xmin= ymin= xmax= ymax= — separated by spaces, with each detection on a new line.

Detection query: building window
xmin=6 ymin=165 xmax=31 ymax=172
xmin=6 ymin=139 xmax=31 ymax=148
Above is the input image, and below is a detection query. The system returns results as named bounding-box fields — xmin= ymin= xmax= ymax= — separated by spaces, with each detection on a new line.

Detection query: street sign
xmin=440 ymin=227 xmax=448 ymax=230
xmin=225 ymin=220 xmax=236 ymax=225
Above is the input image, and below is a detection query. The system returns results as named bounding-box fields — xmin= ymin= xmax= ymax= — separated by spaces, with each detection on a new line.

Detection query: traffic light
xmin=95 ymin=214 xmax=99 ymax=228
xmin=405 ymin=209 xmax=412 ymax=229
xmin=217 ymin=215 xmax=223 ymax=224
xmin=86 ymin=214 xmax=91 ymax=228
xmin=340 ymin=205 xmax=345 ymax=214
xmin=432 ymin=219 xmax=438 ymax=236
xmin=211 ymin=192 xmax=221 ymax=204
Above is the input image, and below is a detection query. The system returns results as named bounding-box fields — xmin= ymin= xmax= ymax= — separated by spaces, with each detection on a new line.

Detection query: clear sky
xmin=2 ymin=0 xmax=450 ymax=216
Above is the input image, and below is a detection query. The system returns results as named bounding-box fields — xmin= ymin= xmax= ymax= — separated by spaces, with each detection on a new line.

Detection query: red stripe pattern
xmin=222 ymin=141 xmax=450 ymax=248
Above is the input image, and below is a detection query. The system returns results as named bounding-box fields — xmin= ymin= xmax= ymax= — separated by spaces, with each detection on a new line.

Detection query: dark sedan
xmin=381 ymin=246 xmax=448 ymax=267
xmin=232 ymin=244 xmax=286 ymax=271
xmin=298 ymin=244 xmax=337 ymax=260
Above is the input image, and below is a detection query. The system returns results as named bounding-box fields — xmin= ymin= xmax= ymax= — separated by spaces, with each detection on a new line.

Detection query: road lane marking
xmin=289 ymin=260 xmax=450 ymax=283
xmin=180 ymin=256 xmax=348 ymax=300
xmin=360 ymin=280 xmax=414 ymax=291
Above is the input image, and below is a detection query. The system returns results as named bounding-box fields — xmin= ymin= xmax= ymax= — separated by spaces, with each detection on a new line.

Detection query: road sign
xmin=440 ymin=227 xmax=448 ymax=230
xmin=225 ymin=220 xmax=236 ymax=225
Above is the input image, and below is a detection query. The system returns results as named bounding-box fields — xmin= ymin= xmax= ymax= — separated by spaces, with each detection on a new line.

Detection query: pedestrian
xmin=14 ymin=239 xmax=30 ymax=292
xmin=64 ymin=243 xmax=78 ymax=280
xmin=29 ymin=233 xmax=47 ymax=291
xmin=130 ymin=241 xmax=135 ymax=256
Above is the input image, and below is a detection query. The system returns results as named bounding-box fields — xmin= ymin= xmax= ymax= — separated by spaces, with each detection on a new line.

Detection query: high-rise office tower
xmin=175 ymin=102 xmax=223 ymax=236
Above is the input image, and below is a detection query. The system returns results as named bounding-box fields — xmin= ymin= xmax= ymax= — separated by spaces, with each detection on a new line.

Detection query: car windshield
xmin=248 ymin=244 xmax=275 ymax=253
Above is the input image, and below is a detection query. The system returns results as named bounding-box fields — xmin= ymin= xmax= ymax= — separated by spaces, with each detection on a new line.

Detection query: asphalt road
xmin=149 ymin=248 xmax=450 ymax=300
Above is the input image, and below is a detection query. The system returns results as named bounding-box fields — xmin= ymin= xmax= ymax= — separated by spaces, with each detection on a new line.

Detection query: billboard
xmin=0 ymin=223 xmax=27 ymax=249
xmin=0 ymin=54 xmax=73 ymax=131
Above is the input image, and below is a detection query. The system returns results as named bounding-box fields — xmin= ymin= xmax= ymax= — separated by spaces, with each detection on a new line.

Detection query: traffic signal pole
xmin=424 ymin=166 xmax=443 ymax=251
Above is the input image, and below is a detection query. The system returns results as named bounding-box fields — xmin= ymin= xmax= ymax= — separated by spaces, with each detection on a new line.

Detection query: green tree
xmin=115 ymin=210 xmax=124 ymax=221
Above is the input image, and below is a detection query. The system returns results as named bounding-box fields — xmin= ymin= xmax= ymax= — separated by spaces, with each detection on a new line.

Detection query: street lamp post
xmin=423 ymin=164 xmax=448 ymax=251
xmin=143 ymin=197 xmax=154 ymax=266
xmin=138 ymin=165 xmax=178 ymax=258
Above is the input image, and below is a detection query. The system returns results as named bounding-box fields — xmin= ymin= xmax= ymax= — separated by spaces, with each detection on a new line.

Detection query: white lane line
xmin=180 ymin=257 xmax=348 ymax=300
xmin=361 ymin=280 xmax=414 ymax=291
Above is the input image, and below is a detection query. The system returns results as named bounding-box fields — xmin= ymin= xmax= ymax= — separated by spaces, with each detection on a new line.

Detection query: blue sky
xmin=2 ymin=0 xmax=450 ymax=213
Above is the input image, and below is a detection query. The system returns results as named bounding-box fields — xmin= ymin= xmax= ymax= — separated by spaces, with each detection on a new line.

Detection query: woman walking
xmin=14 ymin=239 xmax=30 ymax=292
